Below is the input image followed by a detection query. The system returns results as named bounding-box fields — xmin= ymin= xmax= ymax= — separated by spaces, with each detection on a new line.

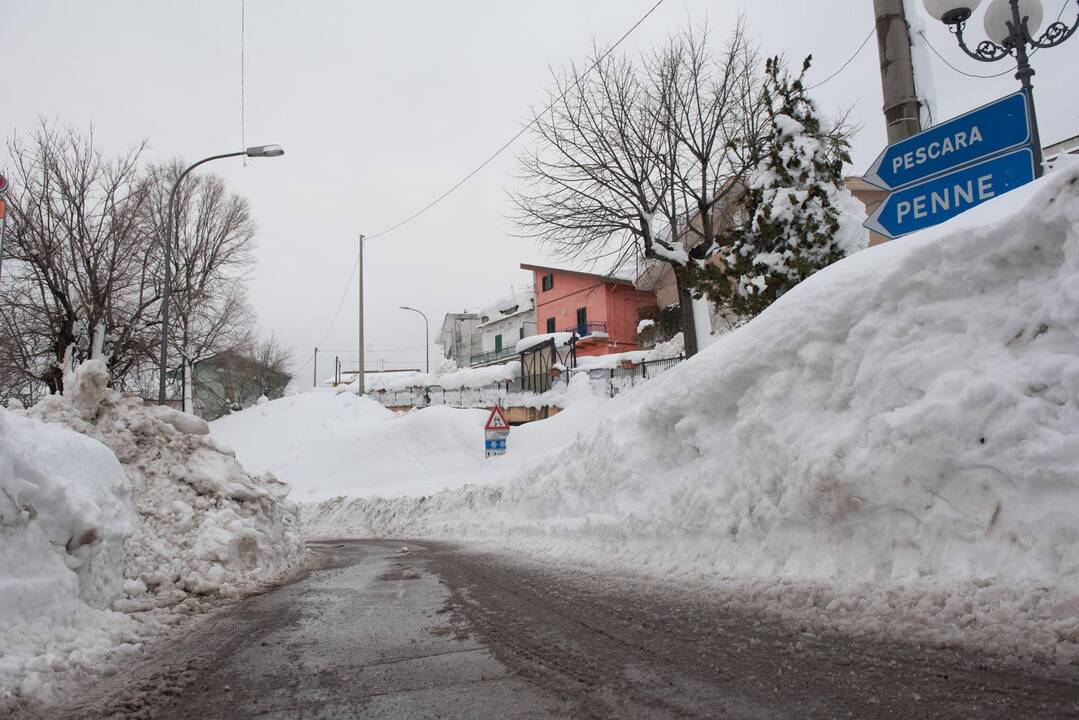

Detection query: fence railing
xmin=576 ymin=354 xmax=685 ymax=398
xmin=560 ymin=320 xmax=608 ymax=337
xmin=469 ymin=346 xmax=519 ymax=367
xmin=369 ymin=353 xmax=684 ymax=409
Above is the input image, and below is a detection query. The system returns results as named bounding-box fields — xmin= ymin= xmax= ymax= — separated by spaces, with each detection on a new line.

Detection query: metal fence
xmin=371 ymin=380 xmax=530 ymax=409
xmin=577 ymin=354 xmax=685 ymax=398
xmin=369 ymin=354 xmax=683 ymax=409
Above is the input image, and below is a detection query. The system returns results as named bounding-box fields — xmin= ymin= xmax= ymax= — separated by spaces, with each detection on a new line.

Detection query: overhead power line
xmin=366 ymin=0 xmax=666 ymax=240
xmin=807 ymin=26 xmax=876 ymax=90
xmin=299 ymin=0 xmax=667 ymax=374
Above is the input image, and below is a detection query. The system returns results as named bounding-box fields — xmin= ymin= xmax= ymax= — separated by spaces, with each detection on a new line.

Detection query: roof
xmin=438 ymin=312 xmax=480 ymax=336
xmin=478 ymin=285 xmax=535 ymax=327
xmin=520 ymin=263 xmax=636 ymax=287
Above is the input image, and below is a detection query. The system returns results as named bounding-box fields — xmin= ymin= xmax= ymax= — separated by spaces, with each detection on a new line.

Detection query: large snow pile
xmin=24 ymin=360 xmax=305 ymax=604
xmin=301 ymin=166 xmax=1079 ymax=663
xmin=0 ymin=407 xmax=142 ymax=702
xmin=210 ymin=377 xmax=602 ymax=504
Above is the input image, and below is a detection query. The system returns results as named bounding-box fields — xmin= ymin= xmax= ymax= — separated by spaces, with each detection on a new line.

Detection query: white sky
xmin=4 ymin=1 xmax=1077 ymax=385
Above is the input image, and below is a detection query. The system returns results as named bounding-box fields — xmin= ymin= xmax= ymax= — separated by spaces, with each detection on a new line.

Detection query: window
xmin=519 ymin=327 xmax=525 ymax=339
xmin=541 ymin=274 xmax=554 ymax=292
xmin=546 ymin=317 xmax=556 ymax=333
xmin=495 ymin=334 xmax=502 ymax=352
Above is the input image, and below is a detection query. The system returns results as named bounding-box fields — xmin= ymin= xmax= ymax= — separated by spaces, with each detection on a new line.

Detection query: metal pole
xmin=357 ymin=234 xmax=365 ymax=395
xmin=423 ymin=312 xmax=429 ymax=373
xmin=1009 ymin=0 xmax=1045 ymax=177
xmin=158 ymin=151 xmax=247 ymax=405
xmin=873 ymin=0 xmax=923 ymax=143
xmin=313 ymin=347 xmax=318 ymax=387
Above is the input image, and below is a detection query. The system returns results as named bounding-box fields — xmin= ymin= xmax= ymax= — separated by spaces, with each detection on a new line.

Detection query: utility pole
xmin=357 ymin=234 xmax=366 ymax=396
xmin=873 ymin=0 xmax=923 ymax=144
xmin=313 ymin=347 xmax=318 ymax=388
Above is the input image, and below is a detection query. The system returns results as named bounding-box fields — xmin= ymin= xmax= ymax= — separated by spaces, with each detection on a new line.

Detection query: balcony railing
xmin=469 ymin=345 xmax=518 ymax=367
xmin=561 ymin=320 xmax=608 ymax=337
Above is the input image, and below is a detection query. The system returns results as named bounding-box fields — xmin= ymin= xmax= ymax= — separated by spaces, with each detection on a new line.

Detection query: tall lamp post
xmin=923 ymin=0 xmax=1079 ymax=178
xmin=399 ymin=305 xmax=430 ymax=373
xmin=157 ymin=145 xmax=284 ymax=406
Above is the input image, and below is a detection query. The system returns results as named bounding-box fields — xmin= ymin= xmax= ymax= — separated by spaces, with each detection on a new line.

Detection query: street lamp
xmin=923 ymin=0 xmax=1079 ymax=178
xmin=399 ymin=305 xmax=430 ymax=373
xmin=157 ymin=145 xmax=284 ymax=406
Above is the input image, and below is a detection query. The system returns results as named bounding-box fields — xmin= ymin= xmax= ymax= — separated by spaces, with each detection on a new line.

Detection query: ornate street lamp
xmin=922 ymin=0 xmax=1079 ymax=177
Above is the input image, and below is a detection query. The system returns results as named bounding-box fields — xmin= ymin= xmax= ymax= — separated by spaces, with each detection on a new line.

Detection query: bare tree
xmin=246 ymin=333 xmax=294 ymax=397
xmin=514 ymin=22 xmax=766 ymax=357
xmin=142 ymin=163 xmax=258 ymax=410
xmin=0 ymin=122 xmax=159 ymax=392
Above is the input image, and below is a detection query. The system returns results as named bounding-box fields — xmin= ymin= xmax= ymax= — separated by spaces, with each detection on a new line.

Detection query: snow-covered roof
xmin=477 ymin=286 xmax=535 ymax=328
xmin=516 ymin=332 xmax=574 ymax=354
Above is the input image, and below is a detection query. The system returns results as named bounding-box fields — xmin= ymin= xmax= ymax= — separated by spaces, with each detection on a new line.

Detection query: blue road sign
xmin=863 ymin=92 xmax=1030 ymax=191
xmin=864 ymin=147 xmax=1035 ymax=239
xmin=485 ymin=438 xmax=507 ymax=451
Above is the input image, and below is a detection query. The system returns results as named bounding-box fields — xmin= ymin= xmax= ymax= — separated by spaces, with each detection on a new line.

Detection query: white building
xmin=437 ymin=312 xmax=482 ymax=369
xmin=472 ymin=286 xmax=536 ymax=367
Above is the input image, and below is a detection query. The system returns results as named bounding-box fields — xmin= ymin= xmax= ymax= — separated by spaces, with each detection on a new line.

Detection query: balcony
xmin=560 ymin=321 xmax=608 ymax=339
xmin=469 ymin=345 xmax=518 ymax=367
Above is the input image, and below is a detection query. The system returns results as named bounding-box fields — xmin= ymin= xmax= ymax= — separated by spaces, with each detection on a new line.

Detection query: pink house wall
xmin=525 ymin=266 xmax=656 ymax=357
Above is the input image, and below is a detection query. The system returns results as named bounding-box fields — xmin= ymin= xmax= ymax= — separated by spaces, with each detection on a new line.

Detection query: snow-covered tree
xmin=698 ymin=56 xmax=858 ymax=318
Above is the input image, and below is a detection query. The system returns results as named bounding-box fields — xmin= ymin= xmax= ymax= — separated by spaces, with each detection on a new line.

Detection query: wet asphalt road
xmin=31 ymin=540 xmax=1079 ymax=719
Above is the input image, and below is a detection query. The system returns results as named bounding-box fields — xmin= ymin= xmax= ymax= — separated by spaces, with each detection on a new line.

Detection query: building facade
xmin=522 ymin=264 xmax=655 ymax=357
xmin=437 ymin=312 xmax=482 ymax=369
xmin=472 ymin=287 xmax=536 ymax=367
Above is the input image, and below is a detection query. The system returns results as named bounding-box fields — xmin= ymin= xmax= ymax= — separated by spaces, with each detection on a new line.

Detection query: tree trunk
xmin=675 ymin=270 xmax=699 ymax=358
xmin=183 ymin=358 xmax=194 ymax=414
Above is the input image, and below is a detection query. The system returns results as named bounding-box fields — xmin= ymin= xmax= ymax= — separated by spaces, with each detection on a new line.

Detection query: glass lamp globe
xmin=983 ymin=0 xmax=1044 ymax=44
xmin=923 ymin=0 xmax=982 ymax=24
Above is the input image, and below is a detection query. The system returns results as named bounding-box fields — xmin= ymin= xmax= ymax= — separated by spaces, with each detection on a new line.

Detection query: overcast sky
xmin=4 ymin=1 xmax=1077 ymax=385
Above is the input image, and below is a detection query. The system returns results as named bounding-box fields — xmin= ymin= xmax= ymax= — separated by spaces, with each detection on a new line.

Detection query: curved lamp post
xmin=158 ymin=144 xmax=284 ymax=406
xmin=399 ymin=305 xmax=430 ymax=373
xmin=923 ymin=0 xmax=1079 ymax=177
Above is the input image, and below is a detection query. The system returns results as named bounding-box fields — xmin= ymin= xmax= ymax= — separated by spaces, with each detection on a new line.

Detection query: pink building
xmin=521 ymin=264 xmax=656 ymax=358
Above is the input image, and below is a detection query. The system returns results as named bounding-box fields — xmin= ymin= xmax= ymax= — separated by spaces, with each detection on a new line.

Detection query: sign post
xmin=863 ymin=93 xmax=1036 ymax=239
xmin=484 ymin=405 xmax=510 ymax=458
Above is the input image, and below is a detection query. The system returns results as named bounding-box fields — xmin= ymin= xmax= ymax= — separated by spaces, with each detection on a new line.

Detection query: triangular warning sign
xmin=484 ymin=405 xmax=510 ymax=431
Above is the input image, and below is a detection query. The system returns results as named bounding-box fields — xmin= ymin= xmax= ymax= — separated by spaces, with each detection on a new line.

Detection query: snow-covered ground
xmin=1 ymin=359 xmax=304 ymax=705
xmin=210 ymin=375 xmax=602 ymax=503
xmin=270 ymin=164 xmax=1078 ymax=666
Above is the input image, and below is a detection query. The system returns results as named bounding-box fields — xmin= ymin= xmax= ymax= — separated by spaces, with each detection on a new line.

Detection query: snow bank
xmin=211 ymin=377 xmax=603 ymax=504
xmin=302 ymin=166 xmax=1079 ymax=664
xmin=26 ymin=363 xmax=305 ymax=603
xmin=0 ymin=408 xmax=141 ymax=703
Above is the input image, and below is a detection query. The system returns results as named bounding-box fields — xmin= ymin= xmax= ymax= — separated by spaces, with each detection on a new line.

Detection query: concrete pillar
xmin=873 ymin=0 xmax=923 ymax=144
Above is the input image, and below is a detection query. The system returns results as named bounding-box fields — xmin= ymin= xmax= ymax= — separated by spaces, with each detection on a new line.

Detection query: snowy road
xmin=33 ymin=540 xmax=1079 ymax=719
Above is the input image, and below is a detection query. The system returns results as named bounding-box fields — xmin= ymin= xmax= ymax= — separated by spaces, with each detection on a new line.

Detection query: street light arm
xmin=950 ymin=20 xmax=1011 ymax=61
xmin=1029 ymin=1 xmax=1079 ymax=48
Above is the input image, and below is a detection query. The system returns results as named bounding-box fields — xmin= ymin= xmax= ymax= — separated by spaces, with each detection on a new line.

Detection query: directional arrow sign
xmin=864 ymin=147 xmax=1035 ymax=239
xmin=863 ymin=92 xmax=1030 ymax=191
